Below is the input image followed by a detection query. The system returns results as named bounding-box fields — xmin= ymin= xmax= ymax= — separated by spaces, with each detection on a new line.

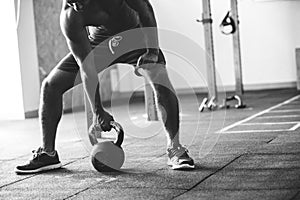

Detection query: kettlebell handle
xmin=89 ymin=121 xmax=124 ymax=147
xmin=110 ymin=121 xmax=124 ymax=147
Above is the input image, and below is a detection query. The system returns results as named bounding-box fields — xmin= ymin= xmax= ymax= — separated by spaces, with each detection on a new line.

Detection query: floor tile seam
xmin=170 ymin=154 xmax=244 ymax=199
xmin=0 ymin=156 xmax=88 ymax=189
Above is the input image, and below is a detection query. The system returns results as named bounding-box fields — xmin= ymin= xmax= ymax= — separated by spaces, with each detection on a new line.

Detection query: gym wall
xmin=0 ymin=1 xmax=25 ymax=120
xmin=234 ymin=0 xmax=300 ymax=89
xmin=174 ymin=0 xmax=300 ymax=90
xmin=17 ymin=0 xmax=40 ymax=118
xmin=195 ymin=0 xmax=299 ymax=89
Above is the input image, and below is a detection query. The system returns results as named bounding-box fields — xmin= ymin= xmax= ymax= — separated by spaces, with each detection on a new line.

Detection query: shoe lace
xmin=32 ymin=147 xmax=43 ymax=159
xmin=168 ymin=145 xmax=189 ymax=159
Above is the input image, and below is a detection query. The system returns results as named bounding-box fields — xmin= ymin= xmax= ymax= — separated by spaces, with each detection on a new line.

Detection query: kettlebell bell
xmin=90 ymin=121 xmax=125 ymax=172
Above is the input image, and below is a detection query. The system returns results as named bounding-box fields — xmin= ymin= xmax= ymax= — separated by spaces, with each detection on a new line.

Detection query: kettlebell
xmin=89 ymin=121 xmax=125 ymax=172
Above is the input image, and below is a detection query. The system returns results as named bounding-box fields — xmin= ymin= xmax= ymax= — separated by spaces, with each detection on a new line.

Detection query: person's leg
xmin=114 ymin=45 xmax=194 ymax=169
xmin=142 ymin=66 xmax=180 ymax=147
xmin=40 ymin=53 xmax=114 ymax=152
xmin=40 ymin=65 xmax=80 ymax=153
xmin=14 ymin=53 xmax=82 ymax=174
xmin=138 ymin=64 xmax=195 ymax=170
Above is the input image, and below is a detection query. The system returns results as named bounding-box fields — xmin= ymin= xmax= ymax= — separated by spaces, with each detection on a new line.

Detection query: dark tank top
xmin=88 ymin=1 xmax=140 ymax=42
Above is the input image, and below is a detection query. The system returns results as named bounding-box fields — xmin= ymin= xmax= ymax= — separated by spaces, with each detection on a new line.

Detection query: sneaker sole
xmin=14 ymin=163 xmax=62 ymax=174
xmin=167 ymin=161 xmax=195 ymax=170
xmin=170 ymin=163 xmax=195 ymax=170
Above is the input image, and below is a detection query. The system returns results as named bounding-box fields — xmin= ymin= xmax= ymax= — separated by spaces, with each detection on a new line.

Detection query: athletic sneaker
xmin=14 ymin=147 xmax=62 ymax=174
xmin=167 ymin=145 xmax=195 ymax=170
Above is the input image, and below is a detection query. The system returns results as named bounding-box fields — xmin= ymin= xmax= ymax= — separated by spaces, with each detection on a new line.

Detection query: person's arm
xmin=125 ymin=0 xmax=159 ymax=55
xmin=60 ymin=8 xmax=99 ymax=115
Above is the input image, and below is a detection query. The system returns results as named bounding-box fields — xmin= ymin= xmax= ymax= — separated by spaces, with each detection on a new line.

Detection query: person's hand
xmin=93 ymin=110 xmax=114 ymax=132
xmin=88 ymin=110 xmax=114 ymax=145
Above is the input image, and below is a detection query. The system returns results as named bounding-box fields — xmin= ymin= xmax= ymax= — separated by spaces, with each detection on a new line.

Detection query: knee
xmin=41 ymin=78 xmax=61 ymax=95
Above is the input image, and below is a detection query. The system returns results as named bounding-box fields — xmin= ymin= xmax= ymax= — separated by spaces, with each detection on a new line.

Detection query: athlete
xmin=15 ymin=0 xmax=194 ymax=174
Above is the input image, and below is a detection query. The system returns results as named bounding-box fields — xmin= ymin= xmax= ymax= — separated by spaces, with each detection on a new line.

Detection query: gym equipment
xmin=197 ymin=0 xmax=218 ymax=111
xmin=230 ymin=0 xmax=245 ymax=104
xmin=220 ymin=95 xmax=246 ymax=109
xmin=198 ymin=97 xmax=217 ymax=112
xmin=90 ymin=121 xmax=125 ymax=172
xmin=220 ymin=11 xmax=236 ymax=35
xmin=198 ymin=0 xmax=246 ymax=112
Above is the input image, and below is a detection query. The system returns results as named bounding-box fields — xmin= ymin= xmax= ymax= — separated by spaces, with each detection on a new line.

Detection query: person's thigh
xmin=45 ymin=53 xmax=81 ymax=94
xmin=49 ymin=48 xmax=113 ymax=94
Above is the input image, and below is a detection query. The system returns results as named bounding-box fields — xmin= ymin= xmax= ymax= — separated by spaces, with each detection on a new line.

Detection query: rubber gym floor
xmin=1 ymin=88 xmax=300 ymax=200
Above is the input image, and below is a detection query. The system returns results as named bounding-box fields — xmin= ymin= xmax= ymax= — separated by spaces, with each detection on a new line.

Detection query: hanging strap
xmin=220 ymin=11 xmax=236 ymax=35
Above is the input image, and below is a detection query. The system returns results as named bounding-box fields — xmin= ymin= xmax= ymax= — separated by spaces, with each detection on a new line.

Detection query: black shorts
xmin=58 ymin=27 xmax=166 ymax=74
